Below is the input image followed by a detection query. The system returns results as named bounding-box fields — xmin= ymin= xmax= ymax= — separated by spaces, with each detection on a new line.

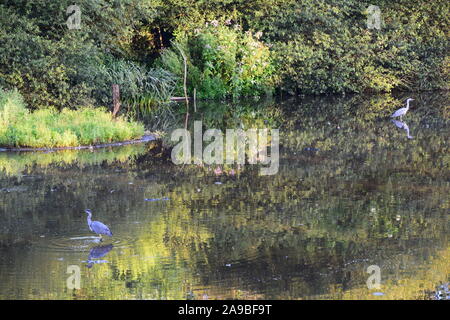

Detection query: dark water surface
xmin=0 ymin=93 xmax=448 ymax=299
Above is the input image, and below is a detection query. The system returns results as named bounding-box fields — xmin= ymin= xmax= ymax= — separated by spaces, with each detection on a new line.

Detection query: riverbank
xmin=0 ymin=89 xmax=145 ymax=149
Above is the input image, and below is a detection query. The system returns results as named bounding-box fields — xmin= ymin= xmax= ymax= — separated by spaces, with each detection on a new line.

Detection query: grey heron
xmin=391 ymin=98 xmax=414 ymax=120
xmin=85 ymin=209 xmax=113 ymax=241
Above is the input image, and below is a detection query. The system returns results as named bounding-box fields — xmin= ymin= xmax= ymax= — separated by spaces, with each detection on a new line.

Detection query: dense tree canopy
xmin=0 ymin=0 xmax=448 ymax=109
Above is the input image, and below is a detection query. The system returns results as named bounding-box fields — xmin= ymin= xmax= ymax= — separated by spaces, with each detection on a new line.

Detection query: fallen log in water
xmin=0 ymin=135 xmax=157 ymax=152
xmin=170 ymin=96 xmax=192 ymax=101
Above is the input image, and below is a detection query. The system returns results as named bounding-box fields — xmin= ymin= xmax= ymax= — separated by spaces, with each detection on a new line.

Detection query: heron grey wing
xmin=102 ymin=223 xmax=113 ymax=236
xmin=391 ymin=107 xmax=406 ymax=118
xmin=91 ymin=221 xmax=112 ymax=236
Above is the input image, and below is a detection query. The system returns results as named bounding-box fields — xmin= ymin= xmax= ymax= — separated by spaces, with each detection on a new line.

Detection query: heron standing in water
xmin=391 ymin=98 xmax=414 ymax=120
xmin=85 ymin=209 xmax=113 ymax=241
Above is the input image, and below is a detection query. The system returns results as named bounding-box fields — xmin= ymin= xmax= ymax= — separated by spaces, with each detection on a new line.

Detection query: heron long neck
xmin=87 ymin=213 xmax=92 ymax=226
xmin=406 ymin=100 xmax=410 ymax=110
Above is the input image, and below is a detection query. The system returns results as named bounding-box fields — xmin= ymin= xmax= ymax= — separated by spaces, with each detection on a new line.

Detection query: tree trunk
xmin=112 ymin=84 xmax=121 ymax=118
xmin=175 ymin=44 xmax=189 ymax=129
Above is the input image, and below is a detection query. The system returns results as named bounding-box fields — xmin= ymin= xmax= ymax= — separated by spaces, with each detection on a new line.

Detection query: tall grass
xmin=0 ymin=88 xmax=144 ymax=148
xmin=105 ymin=59 xmax=177 ymax=116
xmin=0 ymin=87 xmax=27 ymax=125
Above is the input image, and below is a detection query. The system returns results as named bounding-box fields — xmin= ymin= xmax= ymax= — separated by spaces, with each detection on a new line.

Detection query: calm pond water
xmin=0 ymin=93 xmax=448 ymax=300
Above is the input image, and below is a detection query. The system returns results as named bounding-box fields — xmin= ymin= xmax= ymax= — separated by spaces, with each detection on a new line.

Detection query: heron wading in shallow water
xmin=85 ymin=209 xmax=112 ymax=241
xmin=391 ymin=98 xmax=414 ymax=120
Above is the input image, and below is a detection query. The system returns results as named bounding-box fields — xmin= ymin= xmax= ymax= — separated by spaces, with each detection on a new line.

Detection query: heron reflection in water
xmin=391 ymin=119 xmax=413 ymax=139
xmin=86 ymin=244 xmax=114 ymax=268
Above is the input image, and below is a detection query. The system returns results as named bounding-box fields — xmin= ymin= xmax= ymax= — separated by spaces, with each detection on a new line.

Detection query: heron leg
xmin=99 ymin=234 xmax=103 ymax=242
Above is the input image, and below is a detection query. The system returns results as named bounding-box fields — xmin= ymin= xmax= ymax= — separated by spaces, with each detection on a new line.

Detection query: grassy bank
xmin=0 ymin=89 xmax=144 ymax=148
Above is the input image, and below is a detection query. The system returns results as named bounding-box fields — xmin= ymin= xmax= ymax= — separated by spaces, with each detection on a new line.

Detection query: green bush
xmin=0 ymin=89 xmax=144 ymax=148
xmin=159 ymin=21 xmax=276 ymax=99
xmin=1 ymin=0 xmax=448 ymax=109
xmin=0 ymin=1 xmax=159 ymax=110
xmin=250 ymin=0 xmax=449 ymax=94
